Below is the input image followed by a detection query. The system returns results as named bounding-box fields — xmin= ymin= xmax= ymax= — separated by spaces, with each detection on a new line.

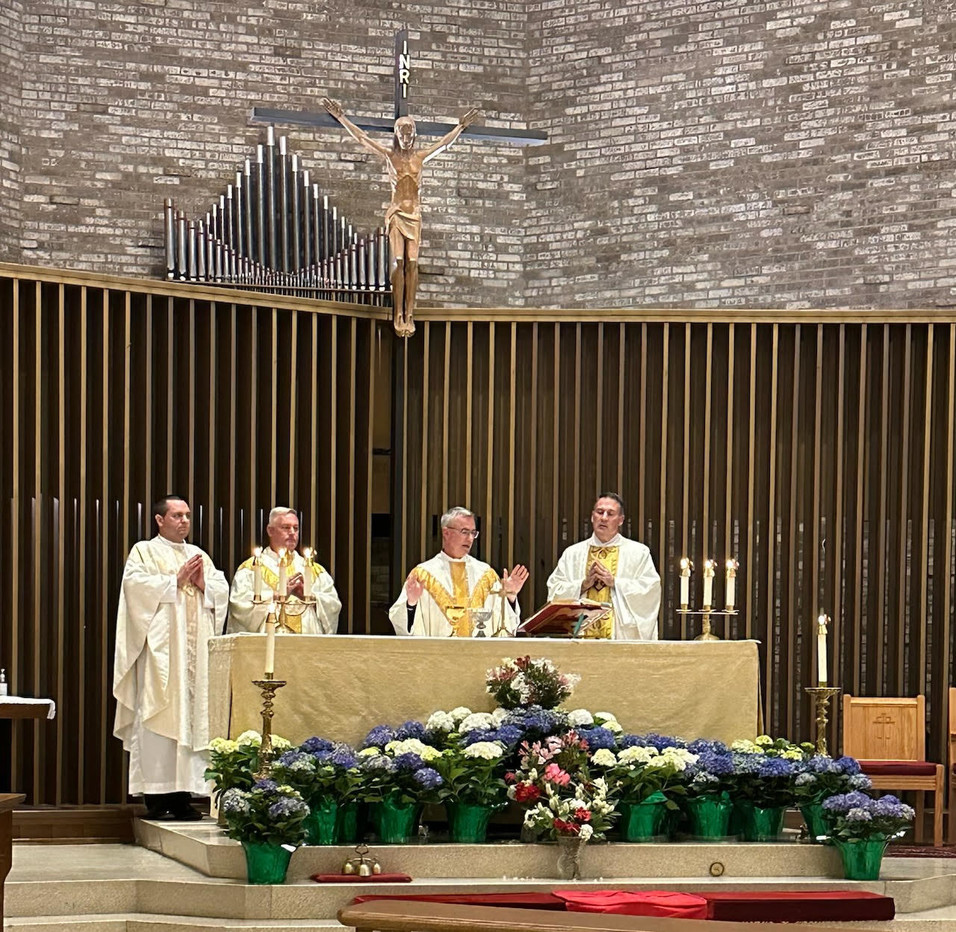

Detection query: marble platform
xmin=7 ymin=822 xmax=956 ymax=931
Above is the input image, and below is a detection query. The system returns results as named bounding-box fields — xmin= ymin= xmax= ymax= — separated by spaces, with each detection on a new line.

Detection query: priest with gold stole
xmin=227 ymin=506 xmax=341 ymax=634
xmin=389 ymin=506 xmax=529 ymax=637
xmin=112 ymin=495 xmax=229 ymax=820
xmin=546 ymin=493 xmax=661 ymax=640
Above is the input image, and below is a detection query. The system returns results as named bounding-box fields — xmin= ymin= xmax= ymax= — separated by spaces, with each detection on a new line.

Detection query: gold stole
xmin=413 ymin=563 xmax=498 ymax=637
xmin=237 ymin=556 xmax=324 ymax=634
xmin=583 ymin=545 xmax=618 ymax=639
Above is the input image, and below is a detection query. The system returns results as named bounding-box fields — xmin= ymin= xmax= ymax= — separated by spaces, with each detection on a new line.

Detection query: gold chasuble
xmin=582 ymin=544 xmax=619 ymax=639
xmin=413 ymin=562 xmax=497 ymax=637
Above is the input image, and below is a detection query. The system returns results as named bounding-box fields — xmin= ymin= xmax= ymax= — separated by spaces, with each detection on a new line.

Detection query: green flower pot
xmin=685 ymin=794 xmax=733 ymax=838
xmin=241 ymin=840 xmax=293 ymax=884
xmin=335 ymin=801 xmax=361 ymax=844
xmin=733 ymin=800 xmax=785 ymax=841
xmin=375 ymin=796 xmax=421 ymax=844
xmin=800 ymin=803 xmax=831 ymax=843
xmin=833 ymin=837 xmax=888 ymax=880
xmin=618 ymin=793 xmax=668 ymax=841
xmin=446 ymin=801 xmax=497 ymax=843
xmin=303 ymin=796 xmax=338 ymax=846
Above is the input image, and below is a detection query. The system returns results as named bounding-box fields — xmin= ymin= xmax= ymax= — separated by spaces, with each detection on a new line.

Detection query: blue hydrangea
xmin=330 ymin=744 xmax=359 ymax=769
xmin=392 ymin=752 xmax=425 ymax=772
xmin=362 ymin=755 xmax=395 ymax=773
xmin=395 ymin=720 xmax=427 ymax=740
xmin=629 ymin=733 xmax=685 ymax=751
xmin=757 ymin=756 xmax=794 ymax=779
xmin=276 ymin=750 xmax=309 ymax=767
xmin=268 ymin=796 xmax=308 ymax=819
xmin=363 ymin=725 xmax=396 ymax=748
xmin=731 ymin=752 xmax=764 ymax=775
xmin=300 ymin=736 xmax=334 ymax=754
xmin=503 ymin=705 xmax=568 ymax=737
xmin=462 ymin=728 xmax=498 ymax=745
xmin=822 ymin=790 xmax=873 ymax=812
xmin=413 ymin=767 xmax=443 ymax=789
xmin=253 ymin=778 xmax=279 ymax=793
xmin=687 ymin=738 xmax=729 ymax=755
xmin=577 ymin=727 xmax=617 ymax=751
xmin=690 ymin=751 xmax=734 ymax=777
xmin=835 ymin=756 xmax=862 ymax=776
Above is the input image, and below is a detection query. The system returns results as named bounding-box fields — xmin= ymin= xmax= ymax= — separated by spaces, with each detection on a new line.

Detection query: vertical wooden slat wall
xmin=2 ymin=265 xmax=956 ymax=804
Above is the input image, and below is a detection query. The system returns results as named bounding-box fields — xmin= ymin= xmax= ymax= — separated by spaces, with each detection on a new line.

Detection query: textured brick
xmin=1 ymin=1 xmax=955 ymax=308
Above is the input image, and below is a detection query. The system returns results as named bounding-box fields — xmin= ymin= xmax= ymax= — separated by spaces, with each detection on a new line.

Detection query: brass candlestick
xmin=252 ymin=676 xmax=287 ymax=779
xmin=677 ymin=608 xmax=737 ymax=640
xmin=805 ymin=686 xmax=841 ymax=755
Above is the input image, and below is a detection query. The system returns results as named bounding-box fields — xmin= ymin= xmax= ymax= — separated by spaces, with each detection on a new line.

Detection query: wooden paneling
xmin=1 ymin=263 xmax=956 ymax=804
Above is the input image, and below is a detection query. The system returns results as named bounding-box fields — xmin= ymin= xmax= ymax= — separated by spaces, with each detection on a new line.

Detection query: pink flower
xmin=543 ymin=763 xmax=571 ymax=786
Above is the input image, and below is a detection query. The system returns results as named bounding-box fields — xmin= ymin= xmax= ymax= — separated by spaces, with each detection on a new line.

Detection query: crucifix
xmin=251 ymin=29 xmax=546 ymax=337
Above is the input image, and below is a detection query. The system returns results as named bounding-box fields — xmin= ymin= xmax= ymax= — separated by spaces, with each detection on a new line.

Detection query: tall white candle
xmin=302 ymin=547 xmax=313 ymax=598
xmin=264 ymin=612 xmax=276 ymax=676
xmin=702 ymin=560 xmax=715 ymax=610
xmin=276 ymin=549 xmax=288 ymax=597
xmin=252 ymin=547 xmax=263 ymax=602
xmin=725 ymin=558 xmax=738 ymax=611
xmin=817 ymin=614 xmax=829 ymax=686
xmin=679 ymin=557 xmax=691 ymax=609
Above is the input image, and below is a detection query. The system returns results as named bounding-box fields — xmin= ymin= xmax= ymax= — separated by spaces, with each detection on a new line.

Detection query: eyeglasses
xmin=449 ymin=527 xmax=480 ymax=539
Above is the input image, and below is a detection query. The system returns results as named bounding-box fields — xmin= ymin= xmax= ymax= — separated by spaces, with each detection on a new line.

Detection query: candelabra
xmin=676 ymin=556 xmax=740 ymax=640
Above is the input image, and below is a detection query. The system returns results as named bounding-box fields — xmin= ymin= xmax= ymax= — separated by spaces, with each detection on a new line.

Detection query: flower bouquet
xmin=486 ymin=656 xmax=580 ymax=710
xmin=678 ymin=740 xmax=736 ymax=837
xmin=728 ymin=746 xmax=797 ymax=840
xmin=270 ymin=737 xmax=361 ymax=845
xmin=205 ymin=730 xmax=292 ymax=821
xmin=220 ymin=779 xmax=310 ymax=884
xmin=590 ymin=742 xmax=696 ymax=841
xmin=358 ymin=729 xmax=445 ymax=843
xmin=792 ymin=755 xmax=871 ymax=841
xmin=434 ymin=739 xmax=510 ymax=842
xmin=822 ymin=791 xmax=914 ymax=879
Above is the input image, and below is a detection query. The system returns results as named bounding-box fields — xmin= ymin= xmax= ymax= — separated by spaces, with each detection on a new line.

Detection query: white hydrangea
xmin=569 ymin=797 xmax=586 ymax=809
xmin=618 ymin=746 xmax=658 ymax=765
xmin=208 ymin=737 xmax=238 ymax=753
xmin=590 ymin=748 xmax=617 ymax=767
xmin=358 ymin=746 xmax=383 ymax=757
xmin=272 ymin=735 xmax=292 ymax=751
xmin=731 ymin=739 xmax=758 ymax=753
xmin=491 ymin=707 xmax=509 ymax=725
xmin=578 ymin=824 xmax=594 ymax=841
xmin=386 ymin=738 xmax=442 ymax=761
xmin=426 ymin=710 xmax=456 ymax=732
xmin=235 ymin=730 xmax=262 ymax=747
xmin=464 ymin=741 xmax=505 ymax=760
xmin=458 ymin=712 xmax=496 ymax=733
xmin=567 ymin=709 xmax=595 ymax=727
xmin=601 ymin=718 xmax=624 ymax=734
xmin=449 ymin=707 xmax=473 ymax=723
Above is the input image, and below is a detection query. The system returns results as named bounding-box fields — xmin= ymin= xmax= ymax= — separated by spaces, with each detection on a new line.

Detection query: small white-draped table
xmin=0 ymin=698 xmax=56 ymax=794
xmin=208 ymin=634 xmax=762 ymax=746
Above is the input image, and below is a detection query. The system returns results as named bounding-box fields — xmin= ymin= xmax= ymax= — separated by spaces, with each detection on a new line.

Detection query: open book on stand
xmin=517 ymin=599 xmax=612 ymax=638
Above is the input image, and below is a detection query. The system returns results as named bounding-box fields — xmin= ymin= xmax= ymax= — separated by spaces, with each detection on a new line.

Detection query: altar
xmin=208 ymin=635 xmax=762 ymax=745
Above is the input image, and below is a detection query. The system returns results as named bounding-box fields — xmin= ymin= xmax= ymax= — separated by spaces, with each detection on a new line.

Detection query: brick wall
xmin=2 ymin=1 xmax=956 ymax=308
xmin=0 ymin=1 xmax=22 ymax=261
xmin=525 ymin=0 xmax=956 ymax=308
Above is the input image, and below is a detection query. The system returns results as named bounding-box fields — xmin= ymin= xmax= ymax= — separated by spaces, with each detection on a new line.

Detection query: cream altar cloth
xmin=208 ymin=635 xmax=762 ymax=746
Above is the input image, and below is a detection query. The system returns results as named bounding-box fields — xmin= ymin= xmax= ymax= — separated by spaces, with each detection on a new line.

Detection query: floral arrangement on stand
xmin=486 ymin=656 xmax=580 ymax=710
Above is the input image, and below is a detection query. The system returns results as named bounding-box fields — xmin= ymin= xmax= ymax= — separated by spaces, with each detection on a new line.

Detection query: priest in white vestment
xmin=547 ymin=492 xmax=661 ymax=640
xmin=389 ymin=506 xmax=529 ymax=637
xmin=112 ymin=495 xmax=229 ymax=820
xmin=227 ymin=506 xmax=341 ymax=635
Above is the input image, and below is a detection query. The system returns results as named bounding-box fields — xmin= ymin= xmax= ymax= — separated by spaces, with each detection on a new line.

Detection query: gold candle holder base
xmin=677 ymin=609 xmax=737 ymax=641
xmin=252 ymin=677 xmax=287 ymax=779
xmin=805 ymin=686 xmax=841 ymax=755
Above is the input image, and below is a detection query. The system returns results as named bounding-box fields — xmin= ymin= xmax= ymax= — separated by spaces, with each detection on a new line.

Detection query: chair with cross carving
xmin=842 ymin=694 xmax=944 ymax=847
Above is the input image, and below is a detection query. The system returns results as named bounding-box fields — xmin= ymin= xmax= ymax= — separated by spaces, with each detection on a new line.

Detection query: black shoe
xmin=143 ymin=809 xmax=179 ymax=821
xmin=172 ymin=807 xmax=204 ymax=821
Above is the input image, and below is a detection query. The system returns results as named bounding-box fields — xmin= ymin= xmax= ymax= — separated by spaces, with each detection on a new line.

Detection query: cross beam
xmin=250 ymin=29 xmax=547 ymax=147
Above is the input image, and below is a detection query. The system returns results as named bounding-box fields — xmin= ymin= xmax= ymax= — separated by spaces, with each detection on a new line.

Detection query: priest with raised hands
xmin=228 ymin=506 xmax=341 ymax=635
xmin=547 ymin=492 xmax=661 ymax=640
xmin=389 ymin=505 xmax=529 ymax=637
xmin=112 ymin=495 xmax=229 ymax=821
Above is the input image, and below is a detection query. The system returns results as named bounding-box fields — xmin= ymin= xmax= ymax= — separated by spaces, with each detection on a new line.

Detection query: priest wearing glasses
xmin=389 ymin=506 xmax=529 ymax=637
xmin=546 ymin=492 xmax=661 ymax=640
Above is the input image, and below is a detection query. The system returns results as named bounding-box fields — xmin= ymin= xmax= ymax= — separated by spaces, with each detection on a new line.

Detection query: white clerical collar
xmin=439 ymin=550 xmax=468 ymax=564
xmin=154 ymin=534 xmax=188 ymax=553
xmin=589 ymin=533 xmax=625 ymax=547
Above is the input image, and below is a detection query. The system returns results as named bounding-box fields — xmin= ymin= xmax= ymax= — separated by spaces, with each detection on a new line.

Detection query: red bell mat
xmin=314 ymin=872 xmax=412 ymax=883
xmin=554 ymin=890 xmax=709 ymax=919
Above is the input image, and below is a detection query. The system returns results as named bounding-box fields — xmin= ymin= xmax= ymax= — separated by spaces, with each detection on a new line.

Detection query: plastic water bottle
xmin=0 ymin=669 xmax=7 ymax=697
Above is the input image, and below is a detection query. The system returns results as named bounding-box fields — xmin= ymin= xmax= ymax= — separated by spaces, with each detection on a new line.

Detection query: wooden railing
xmin=1 ymin=260 xmax=955 ymax=805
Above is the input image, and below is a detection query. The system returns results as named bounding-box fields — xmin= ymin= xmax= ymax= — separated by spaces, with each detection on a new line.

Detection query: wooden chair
xmin=842 ymin=694 xmax=944 ymax=847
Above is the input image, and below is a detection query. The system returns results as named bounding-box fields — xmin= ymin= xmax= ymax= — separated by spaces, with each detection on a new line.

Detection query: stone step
xmin=4 ymin=915 xmax=345 ymax=931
